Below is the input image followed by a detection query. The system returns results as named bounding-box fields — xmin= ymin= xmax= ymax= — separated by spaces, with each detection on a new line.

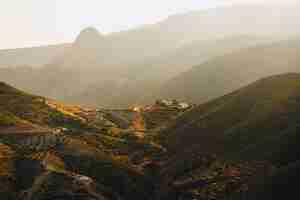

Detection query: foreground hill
xmin=157 ymin=38 xmax=300 ymax=104
xmin=0 ymin=82 xmax=168 ymax=200
xmin=158 ymin=73 xmax=300 ymax=199
xmin=163 ymin=73 xmax=300 ymax=160
xmin=0 ymin=81 xmax=89 ymax=130
xmin=1 ymin=74 xmax=300 ymax=200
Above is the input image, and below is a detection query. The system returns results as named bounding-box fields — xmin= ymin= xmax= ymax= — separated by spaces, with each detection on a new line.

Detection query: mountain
xmin=103 ymin=3 xmax=300 ymax=62
xmin=2 ymin=3 xmax=300 ymax=199
xmin=75 ymin=27 xmax=104 ymax=47
xmin=156 ymin=73 xmax=300 ymax=199
xmin=0 ymin=44 xmax=70 ymax=68
xmin=0 ymin=34 xmax=271 ymax=108
xmin=3 ymin=4 xmax=300 ymax=69
xmin=2 ymin=4 xmax=300 ymax=107
xmin=123 ymin=35 xmax=270 ymax=84
xmin=157 ymin=37 xmax=300 ymax=104
xmin=45 ymin=4 xmax=300 ymax=72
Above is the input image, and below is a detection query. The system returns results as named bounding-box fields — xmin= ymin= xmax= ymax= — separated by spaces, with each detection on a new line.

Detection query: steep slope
xmin=239 ymin=160 xmax=300 ymax=200
xmin=163 ymin=73 xmax=300 ymax=163
xmin=156 ymin=73 xmax=300 ymax=199
xmin=157 ymin=38 xmax=300 ymax=104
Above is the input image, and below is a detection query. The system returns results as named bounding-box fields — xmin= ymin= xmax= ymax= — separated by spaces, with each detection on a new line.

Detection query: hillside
xmin=156 ymin=73 xmax=300 ymax=199
xmin=0 ymin=82 xmax=88 ymax=130
xmin=157 ymin=38 xmax=300 ymax=104
xmin=163 ymin=73 xmax=300 ymax=160
xmin=0 ymin=82 xmax=174 ymax=200
xmin=1 ymin=74 xmax=300 ymax=200
xmin=2 ymin=3 xmax=300 ymax=199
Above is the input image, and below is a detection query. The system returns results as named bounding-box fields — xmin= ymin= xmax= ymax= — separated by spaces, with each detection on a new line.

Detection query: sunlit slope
xmin=0 ymin=83 xmax=156 ymax=200
xmin=0 ymin=82 xmax=86 ymax=129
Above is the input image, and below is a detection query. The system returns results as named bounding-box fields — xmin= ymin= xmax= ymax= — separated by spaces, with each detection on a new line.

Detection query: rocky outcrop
xmin=74 ymin=27 xmax=105 ymax=49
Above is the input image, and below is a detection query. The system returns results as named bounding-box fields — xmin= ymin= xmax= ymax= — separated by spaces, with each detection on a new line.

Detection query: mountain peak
xmin=79 ymin=27 xmax=101 ymax=36
xmin=75 ymin=27 xmax=104 ymax=47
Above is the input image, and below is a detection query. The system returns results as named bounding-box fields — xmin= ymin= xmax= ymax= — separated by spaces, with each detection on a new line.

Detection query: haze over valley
xmin=2 ymin=3 xmax=300 ymax=108
xmin=0 ymin=1 xmax=300 ymax=200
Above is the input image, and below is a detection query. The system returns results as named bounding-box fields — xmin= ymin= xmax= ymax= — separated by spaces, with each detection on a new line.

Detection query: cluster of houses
xmin=131 ymin=99 xmax=192 ymax=113
xmin=154 ymin=99 xmax=191 ymax=110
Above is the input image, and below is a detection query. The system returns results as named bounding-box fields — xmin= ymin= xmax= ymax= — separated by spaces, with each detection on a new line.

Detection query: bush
xmin=0 ymin=113 xmax=19 ymax=126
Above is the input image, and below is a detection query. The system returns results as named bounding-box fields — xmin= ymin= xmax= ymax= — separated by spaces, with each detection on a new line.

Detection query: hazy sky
xmin=0 ymin=0 xmax=297 ymax=49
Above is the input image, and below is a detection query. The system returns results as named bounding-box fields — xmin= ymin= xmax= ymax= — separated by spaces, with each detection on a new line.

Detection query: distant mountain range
xmin=0 ymin=44 xmax=70 ymax=68
xmin=1 ymin=4 xmax=300 ymax=108
xmin=0 ymin=82 xmax=157 ymax=200
xmin=156 ymin=37 xmax=300 ymax=104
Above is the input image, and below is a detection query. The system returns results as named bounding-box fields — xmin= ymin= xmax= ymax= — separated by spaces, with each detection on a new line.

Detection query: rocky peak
xmin=74 ymin=27 xmax=104 ymax=48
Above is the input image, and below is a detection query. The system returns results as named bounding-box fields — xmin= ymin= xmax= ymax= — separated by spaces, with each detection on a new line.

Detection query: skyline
xmin=1 ymin=0 xmax=298 ymax=49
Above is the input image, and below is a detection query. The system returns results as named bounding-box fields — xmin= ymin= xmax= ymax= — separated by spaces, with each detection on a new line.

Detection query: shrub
xmin=0 ymin=113 xmax=19 ymax=126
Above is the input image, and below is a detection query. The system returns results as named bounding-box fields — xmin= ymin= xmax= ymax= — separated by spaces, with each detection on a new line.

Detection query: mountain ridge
xmin=156 ymin=37 xmax=300 ymax=104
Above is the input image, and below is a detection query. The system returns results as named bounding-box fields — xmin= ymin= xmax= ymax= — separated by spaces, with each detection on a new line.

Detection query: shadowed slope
xmin=163 ymin=73 xmax=300 ymax=164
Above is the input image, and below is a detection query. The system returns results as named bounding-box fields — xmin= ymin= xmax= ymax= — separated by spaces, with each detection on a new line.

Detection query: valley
xmin=0 ymin=82 xmax=193 ymax=199
xmin=0 ymin=73 xmax=300 ymax=199
xmin=1 ymin=2 xmax=300 ymax=200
